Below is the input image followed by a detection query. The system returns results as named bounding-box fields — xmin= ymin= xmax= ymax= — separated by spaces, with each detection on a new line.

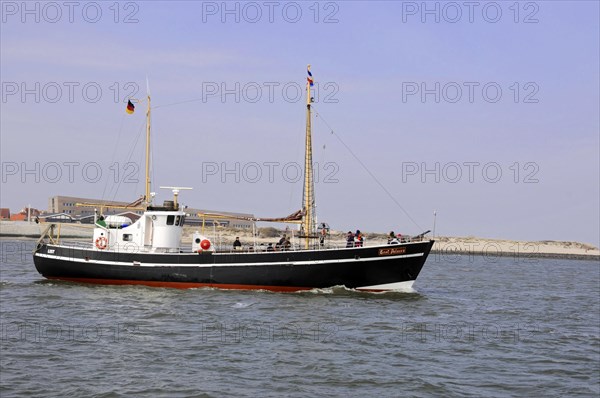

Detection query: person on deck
xmin=276 ymin=234 xmax=287 ymax=250
xmin=355 ymin=230 xmax=363 ymax=247
xmin=320 ymin=228 xmax=327 ymax=247
xmin=388 ymin=231 xmax=396 ymax=244
xmin=346 ymin=231 xmax=355 ymax=248
xmin=233 ymin=237 xmax=242 ymax=251
xmin=283 ymin=237 xmax=291 ymax=251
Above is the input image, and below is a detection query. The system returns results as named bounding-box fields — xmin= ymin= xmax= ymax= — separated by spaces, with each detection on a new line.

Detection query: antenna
xmin=160 ymin=186 xmax=193 ymax=192
xmin=160 ymin=186 xmax=193 ymax=210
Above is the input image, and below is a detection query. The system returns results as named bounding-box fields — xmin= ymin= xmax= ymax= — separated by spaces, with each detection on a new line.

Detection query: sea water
xmin=1 ymin=239 xmax=598 ymax=397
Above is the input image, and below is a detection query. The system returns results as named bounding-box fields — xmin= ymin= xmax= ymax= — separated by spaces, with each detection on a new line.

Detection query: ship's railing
xmin=56 ymin=240 xmax=95 ymax=250
xmin=213 ymin=244 xmax=321 ymax=254
xmin=49 ymin=240 xmax=185 ymax=254
xmin=212 ymin=239 xmax=369 ymax=253
xmin=211 ymin=242 xmax=363 ymax=253
xmin=43 ymin=237 xmax=429 ymax=254
xmin=209 ymin=233 xmax=431 ymax=254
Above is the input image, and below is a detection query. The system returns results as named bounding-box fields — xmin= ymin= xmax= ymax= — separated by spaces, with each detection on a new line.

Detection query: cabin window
xmin=181 ymin=215 xmax=186 ymax=225
xmin=123 ymin=234 xmax=132 ymax=241
xmin=175 ymin=216 xmax=181 ymax=226
xmin=167 ymin=215 xmax=175 ymax=225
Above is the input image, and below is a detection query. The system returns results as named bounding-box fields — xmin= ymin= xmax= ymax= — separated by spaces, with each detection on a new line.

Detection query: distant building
xmin=47 ymin=196 xmax=253 ymax=228
xmin=185 ymin=208 xmax=254 ymax=229
xmin=9 ymin=207 xmax=41 ymax=221
xmin=48 ymin=196 xmax=143 ymax=219
xmin=0 ymin=208 xmax=10 ymax=220
xmin=40 ymin=213 xmax=74 ymax=223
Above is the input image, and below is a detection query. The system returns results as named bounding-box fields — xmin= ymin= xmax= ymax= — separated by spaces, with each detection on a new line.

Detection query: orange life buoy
xmin=95 ymin=236 xmax=108 ymax=250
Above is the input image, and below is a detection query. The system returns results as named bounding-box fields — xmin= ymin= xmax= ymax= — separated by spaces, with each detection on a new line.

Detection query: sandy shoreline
xmin=1 ymin=221 xmax=598 ymax=261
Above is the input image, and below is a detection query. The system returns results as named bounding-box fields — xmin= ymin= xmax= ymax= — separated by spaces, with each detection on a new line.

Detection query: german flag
xmin=126 ymin=100 xmax=135 ymax=114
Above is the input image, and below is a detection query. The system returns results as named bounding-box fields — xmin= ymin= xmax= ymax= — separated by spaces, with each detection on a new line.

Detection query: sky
xmin=1 ymin=0 xmax=599 ymax=245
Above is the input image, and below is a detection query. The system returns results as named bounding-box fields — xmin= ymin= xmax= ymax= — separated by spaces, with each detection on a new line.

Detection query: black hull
xmin=33 ymin=241 xmax=434 ymax=292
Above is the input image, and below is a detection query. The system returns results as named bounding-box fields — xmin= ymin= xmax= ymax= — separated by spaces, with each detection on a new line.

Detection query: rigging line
xmin=108 ymin=121 xmax=138 ymax=201
xmin=315 ymin=115 xmax=329 ymax=186
xmin=136 ymin=140 xmax=146 ymax=202
xmin=101 ymin=114 xmax=127 ymax=202
xmin=289 ymin=122 xmax=305 ymax=211
xmin=153 ymin=98 xmax=205 ymax=109
xmin=125 ymin=137 xmax=145 ymax=203
xmin=311 ymin=106 xmax=424 ymax=232
xmin=150 ymin=124 xmax=155 ymax=201
xmin=111 ymin=121 xmax=145 ymax=203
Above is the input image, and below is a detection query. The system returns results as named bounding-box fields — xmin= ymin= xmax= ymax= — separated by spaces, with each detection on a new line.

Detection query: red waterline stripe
xmin=46 ymin=277 xmax=314 ymax=292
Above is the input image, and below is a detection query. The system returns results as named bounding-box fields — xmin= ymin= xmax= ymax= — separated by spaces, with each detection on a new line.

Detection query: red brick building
xmin=0 ymin=208 xmax=10 ymax=220
xmin=9 ymin=207 xmax=41 ymax=221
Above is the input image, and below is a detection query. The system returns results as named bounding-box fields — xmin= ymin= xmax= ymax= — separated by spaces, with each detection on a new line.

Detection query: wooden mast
xmin=145 ymin=93 xmax=151 ymax=208
xmin=302 ymin=64 xmax=316 ymax=249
